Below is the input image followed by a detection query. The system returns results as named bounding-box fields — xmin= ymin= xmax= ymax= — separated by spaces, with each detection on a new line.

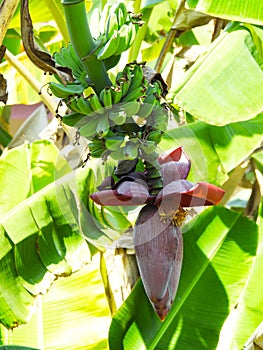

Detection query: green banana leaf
xmin=209 ymin=114 xmax=263 ymax=173
xmin=109 ymin=206 xmax=258 ymax=349
xmin=2 ymin=256 xmax=111 ymax=350
xmin=161 ymin=116 xmax=263 ymax=184
xmin=0 ymin=346 xmax=40 ymax=350
xmin=160 ymin=121 xmax=227 ymax=186
xmin=0 ymin=142 xmax=130 ymax=329
xmin=189 ymin=0 xmax=263 ymax=25
xmin=217 ymin=200 xmax=263 ymax=349
xmin=0 ymin=140 xmax=71 ymax=215
xmin=216 ymin=151 xmax=263 ymax=349
xmin=173 ymin=25 xmax=263 ymax=125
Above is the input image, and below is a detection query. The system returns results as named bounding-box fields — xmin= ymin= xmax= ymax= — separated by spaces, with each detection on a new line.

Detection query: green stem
xmin=128 ymin=7 xmax=153 ymax=62
xmin=61 ymin=0 xmax=112 ymax=94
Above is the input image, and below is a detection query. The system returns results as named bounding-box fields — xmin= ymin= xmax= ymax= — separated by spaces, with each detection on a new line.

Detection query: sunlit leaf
xmin=217 ymin=199 xmax=263 ymax=349
xmin=160 ymin=121 xmax=228 ymax=186
xmin=0 ymin=140 xmax=71 ymax=215
xmin=192 ymin=0 xmax=263 ymax=25
xmin=0 ymin=156 xmax=130 ymax=328
xmin=173 ymin=27 xmax=263 ymax=125
xmin=209 ymin=114 xmax=263 ymax=173
xmin=2 ymin=256 xmax=111 ymax=350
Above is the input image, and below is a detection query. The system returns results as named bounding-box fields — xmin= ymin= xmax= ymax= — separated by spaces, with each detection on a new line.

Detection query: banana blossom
xmin=90 ymin=147 xmax=225 ymax=319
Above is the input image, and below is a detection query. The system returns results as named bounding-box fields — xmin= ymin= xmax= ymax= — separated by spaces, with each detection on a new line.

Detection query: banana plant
xmin=1 ymin=0 xmax=263 ymax=349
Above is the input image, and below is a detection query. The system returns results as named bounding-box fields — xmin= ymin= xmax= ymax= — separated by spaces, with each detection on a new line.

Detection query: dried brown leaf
xmin=0 ymin=45 xmax=8 ymax=104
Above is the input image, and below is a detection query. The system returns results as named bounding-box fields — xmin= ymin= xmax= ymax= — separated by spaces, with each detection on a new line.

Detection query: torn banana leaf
xmin=0 ymin=142 xmax=130 ymax=329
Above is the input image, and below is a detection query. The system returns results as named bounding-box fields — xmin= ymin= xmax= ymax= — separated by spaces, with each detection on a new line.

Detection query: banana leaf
xmin=217 ymin=163 xmax=263 ymax=349
xmin=189 ymin=0 xmax=263 ymax=25
xmin=173 ymin=25 xmax=263 ymax=125
xmin=2 ymin=256 xmax=111 ymax=350
xmin=109 ymin=206 xmax=258 ymax=349
xmin=0 ymin=346 xmax=40 ymax=350
xmin=0 ymin=142 xmax=130 ymax=329
xmin=161 ymin=116 xmax=263 ymax=184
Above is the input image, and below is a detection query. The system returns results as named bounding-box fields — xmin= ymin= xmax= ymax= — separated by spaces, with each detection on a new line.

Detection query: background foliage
xmin=0 ymin=0 xmax=263 ymax=349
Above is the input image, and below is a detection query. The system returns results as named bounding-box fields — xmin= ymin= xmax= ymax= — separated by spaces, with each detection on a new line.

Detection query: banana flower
xmin=90 ymin=147 xmax=225 ymax=319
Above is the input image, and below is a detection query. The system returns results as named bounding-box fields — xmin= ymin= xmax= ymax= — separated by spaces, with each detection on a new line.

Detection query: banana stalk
xmin=62 ymin=0 xmax=112 ymax=94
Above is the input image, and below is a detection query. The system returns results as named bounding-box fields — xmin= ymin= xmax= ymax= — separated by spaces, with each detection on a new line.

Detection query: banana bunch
xmin=58 ymin=62 xmax=168 ymax=162
xmin=137 ymin=80 xmax=163 ymax=120
xmin=90 ymin=3 xmax=142 ymax=61
xmin=116 ymin=63 xmax=146 ymax=102
xmin=61 ymin=62 xmax=146 ymax=118
xmin=53 ymin=44 xmax=88 ymax=87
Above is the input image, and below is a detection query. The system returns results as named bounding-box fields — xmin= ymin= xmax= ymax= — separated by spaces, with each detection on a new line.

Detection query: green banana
xmin=105 ymin=12 xmax=119 ymax=39
xmin=122 ymin=141 xmax=139 ymax=160
xmin=146 ymin=81 xmax=163 ymax=99
xmin=109 ymin=110 xmax=126 ymax=125
xmin=49 ymin=82 xmax=84 ymax=99
xmin=68 ymin=44 xmax=87 ymax=76
xmin=105 ymin=136 xmax=124 ymax=151
xmin=126 ymin=21 xmax=139 ymax=48
xmin=138 ymin=102 xmax=154 ymax=119
xmin=67 ymin=97 xmax=84 ymax=114
xmin=88 ymin=93 xmax=104 ymax=114
xmin=79 ymin=117 xmax=100 ymax=139
xmin=120 ymin=101 xmax=141 ymax=115
xmin=138 ymin=93 xmax=158 ymax=119
xmin=53 ymin=49 xmax=68 ymax=68
xmin=100 ymin=87 xmax=112 ymax=109
xmin=150 ymin=107 xmax=169 ymax=132
xmin=96 ymin=116 xmax=110 ymax=137
xmin=104 ymin=54 xmax=121 ymax=71
xmin=110 ymin=86 xmax=122 ymax=104
xmin=127 ymin=64 xmax=145 ymax=93
xmin=116 ymin=64 xmax=131 ymax=84
xmin=114 ymin=22 xmax=139 ymax=56
xmin=114 ymin=25 xmax=129 ymax=56
xmin=62 ymin=112 xmax=87 ymax=127
xmin=89 ymin=138 xmax=106 ymax=158
xmin=140 ymin=140 xmax=156 ymax=154
xmin=77 ymin=96 xmax=94 ymax=116
xmin=146 ymin=130 xmax=163 ymax=144
xmin=109 ymin=148 xmax=125 ymax=161
xmin=122 ymin=64 xmax=132 ymax=82
xmin=101 ymin=4 xmax=112 ymax=33
xmin=114 ymin=2 xmax=127 ymax=28
xmin=54 ymin=44 xmax=86 ymax=84
xmin=119 ymin=79 xmax=130 ymax=98
xmin=121 ymin=86 xmax=145 ymax=102
xmin=60 ymin=47 xmax=81 ymax=77
xmin=97 ymin=31 xmax=120 ymax=60
xmin=90 ymin=147 xmax=106 ymax=158
xmin=89 ymin=7 xmax=102 ymax=38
